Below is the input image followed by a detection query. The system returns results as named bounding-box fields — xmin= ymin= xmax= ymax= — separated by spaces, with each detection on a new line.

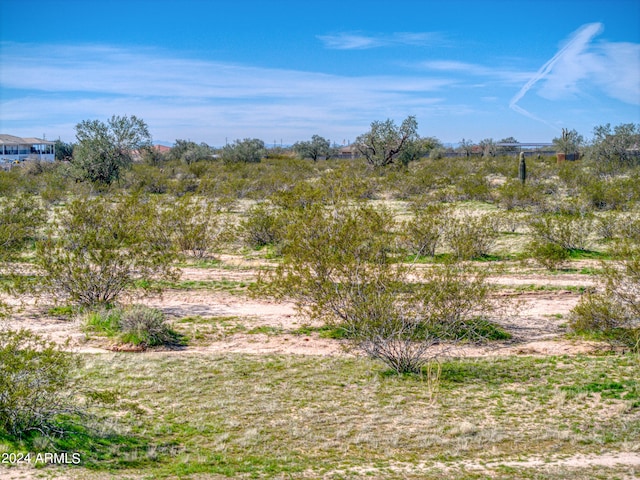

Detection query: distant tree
xmin=588 ymin=123 xmax=640 ymax=167
xmin=54 ymin=139 xmax=74 ymax=161
xmin=479 ymin=138 xmax=496 ymax=157
xmin=458 ymin=138 xmax=474 ymax=158
xmin=553 ymin=128 xmax=584 ymax=158
xmin=354 ymin=116 xmax=419 ymax=167
xmin=293 ymin=135 xmax=334 ymax=161
xmin=168 ymin=139 xmax=215 ymax=164
xmin=497 ymin=137 xmax=519 ymax=155
xmin=72 ymin=115 xmax=152 ymax=185
xmin=221 ymin=138 xmax=266 ymax=163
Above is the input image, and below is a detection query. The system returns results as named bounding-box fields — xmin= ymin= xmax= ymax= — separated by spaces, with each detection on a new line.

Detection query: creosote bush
xmin=0 ymin=328 xmax=81 ymax=438
xmin=401 ymin=204 xmax=449 ymax=257
xmin=161 ymin=194 xmax=224 ymax=258
xmin=443 ymin=213 xmax=499 ymax=260
xmin=266 ymin=203 xmax=509 ymax=374
xmin=36 ymin=193 xmax=180 ymax=307
xmin=569 ymin=242 xmax=640 ymax=352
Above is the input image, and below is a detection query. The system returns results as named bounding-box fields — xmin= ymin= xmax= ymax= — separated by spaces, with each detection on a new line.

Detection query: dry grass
xmin=2 ymin=352 xmax=635 ymax=479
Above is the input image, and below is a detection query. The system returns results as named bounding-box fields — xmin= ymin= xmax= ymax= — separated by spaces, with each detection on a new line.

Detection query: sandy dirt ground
xmin=2 ymin=256 xmax=602 ymax=358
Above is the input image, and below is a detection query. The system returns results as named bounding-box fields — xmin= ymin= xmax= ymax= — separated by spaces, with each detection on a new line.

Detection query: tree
xmin=168 ymin=139 xmax=215 ymax=164
xmin=72 ymin=115 xmax=152 ymax=184
xmin=479 ymin=138 xmax=496 ymax=157
xmin=221 ymin=138 xmax=266 ymax=163
xmin=497 ymin=137 xmax=519 ymax=155
xmin=458 ymin=138 xmax=475 ymax=158
xmin=354 ymin=116 xmax=419 ymax=167
xmin=293 ymin=135 xmax=334 ymax=161
xmin=54 ymin=139 xmax=74 ymax=161
xmin=589 ymin=123 xmax=640 ymax=168
xmin=552 ymin=128 xmax=583 ymax=158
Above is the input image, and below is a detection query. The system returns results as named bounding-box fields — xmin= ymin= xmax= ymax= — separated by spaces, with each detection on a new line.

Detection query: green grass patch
xmin=567 ymin=249 xmax=610 ymax=260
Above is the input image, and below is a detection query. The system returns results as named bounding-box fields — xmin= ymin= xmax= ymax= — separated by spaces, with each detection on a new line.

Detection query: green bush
xmin=0 ymin=329 xmax=81 ymax=438
xmin=569 ymin=242 xmax=640 ymax=352
xmin=84 ymin=304 xmax=182 ymax=348
xmin=36 ymin=193 xmax=179 ymax=307
xmin=443 ymin=213 xmax=499 ymax=260
xmin=400 ymin=204 xmax=449 ymax=257
xmin=529 ymin=239 xmax=570 ymax=271
xmin=119 ymin=305 xmax=181 ymax=347
xmin=161 ymin=194 xmax=224 ymax=258
xmin=0 ymin=194 xmax=44 ymax=257
xmin=240 ymin=203 xmax=287 ymax=249
xmin=266 ymin=203 xmax=509 ymax=374
xmin=526 ymin=213 xmax=593 ymax=251
xmin=494 ymin=179 xmax=544 ymax=210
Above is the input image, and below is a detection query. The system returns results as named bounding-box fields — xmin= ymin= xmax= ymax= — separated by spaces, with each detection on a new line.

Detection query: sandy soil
xmin=2 ymin=256 xmax=603 ymax=357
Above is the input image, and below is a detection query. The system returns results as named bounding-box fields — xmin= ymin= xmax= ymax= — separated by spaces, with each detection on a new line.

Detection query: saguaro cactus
xmin=518 ymin=152 xmax=527 ymax=185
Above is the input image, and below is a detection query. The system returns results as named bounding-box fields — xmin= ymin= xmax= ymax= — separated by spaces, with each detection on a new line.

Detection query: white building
xmin=0 ymin=134 xmax=55 ymax=163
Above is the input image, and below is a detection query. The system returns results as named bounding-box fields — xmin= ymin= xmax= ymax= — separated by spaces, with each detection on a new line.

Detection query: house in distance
xmin=0 ymin=134 xmax=55 ymax=164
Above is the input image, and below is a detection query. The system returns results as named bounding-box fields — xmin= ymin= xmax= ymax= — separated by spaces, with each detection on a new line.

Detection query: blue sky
xmin=1 ymin=0 xmax=639 ymax=146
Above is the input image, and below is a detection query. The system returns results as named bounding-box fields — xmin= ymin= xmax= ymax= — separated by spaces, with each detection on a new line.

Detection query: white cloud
xmin=317 ymin=31 xmax=442 ymax=50
xmin=0 ymin=42 xmax=451 ymax=143
xmin=510 ymin=23 xmax=640 ymax=128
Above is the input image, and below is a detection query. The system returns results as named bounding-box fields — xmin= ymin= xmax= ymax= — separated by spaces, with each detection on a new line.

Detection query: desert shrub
xmin=400 ymin=204 xmax=449 ymax=257
xmin=266 ymin=203 xmax=508 ymax=374
xmin=443 ymin=213 xmax=500 ymax=260
xmin=36 ymin=193 xmax=179 ymax=307
xmin=240 ymin=203 xmax=287 ymax=249
xmin=269 ymin=182 xmax=326 ymax=210
xmin=569 ymin=242 xmax=640 ymax=352
xmin=595 ymin=213 xmax=620 ymax=242
xmin=127 ymin=164 xmax=170 ymax=194
xmin=0 ymin=329 xmax=81 ymax=438
xmin=526 ymin=213 xmax=593 ymax=251
xmin=161 ymin=194 xmax=224 ymax=258
xmin=316 ymin=162 xmax=379 ymax=201
xmin=0 ymin=193 xmax=45 ymax=257
xmin=455 ymin=172 xmax=491 ymax=202
xmin=119 ymin=305 xmax=180 ymax=347
xmin=494 ymin=179 xmax=544 ymax=210
xmin=84 ymin=304 xmax=181 ymax=348
xmin=528 ymin=239 xmax=571 ymax=271
xmin=579 ymin=176 xmax=633 ymax=211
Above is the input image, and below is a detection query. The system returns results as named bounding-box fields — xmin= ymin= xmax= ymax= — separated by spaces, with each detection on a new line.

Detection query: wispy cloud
xmin=317 ymin=31 xmax=442 ymax=50
xmin=510 ymin=22 xmax=640 ymax=128
xmin=0 ymin=42 xmax=450 ymax=143
xmin=417 ymin=60 xmax=532 ymax=84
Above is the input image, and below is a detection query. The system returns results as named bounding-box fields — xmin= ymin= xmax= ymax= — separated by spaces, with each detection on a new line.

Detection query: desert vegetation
xmin=0 ymin=116 xmax=639 ymax=478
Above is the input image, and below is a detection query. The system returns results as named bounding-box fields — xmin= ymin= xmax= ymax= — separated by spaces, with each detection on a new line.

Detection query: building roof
xmin=0 ymin=134 xmax=54 ymax=145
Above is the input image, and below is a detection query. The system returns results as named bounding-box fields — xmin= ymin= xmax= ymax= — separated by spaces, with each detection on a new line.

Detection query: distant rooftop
xmin=0 ymin=134 xmax=54 ymax=145
xmin=496 ymin=142 xmax=553 ymax=147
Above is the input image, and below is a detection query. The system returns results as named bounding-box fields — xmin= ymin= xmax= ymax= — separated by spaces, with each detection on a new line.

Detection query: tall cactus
xmin=518 ymin=152 xmax=527 ymax=185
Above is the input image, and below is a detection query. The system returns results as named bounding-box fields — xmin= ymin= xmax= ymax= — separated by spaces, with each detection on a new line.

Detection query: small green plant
xmin=83 ymin=304 xmax=183 ymax=348
xmin=119 ymin=305 xmax=182 ymax=347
